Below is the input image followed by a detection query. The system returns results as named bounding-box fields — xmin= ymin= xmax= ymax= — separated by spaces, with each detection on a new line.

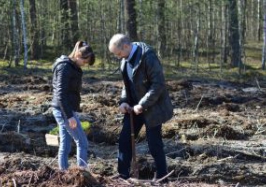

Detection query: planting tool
xmin=130 ymin=110 xmax=139 ymax=178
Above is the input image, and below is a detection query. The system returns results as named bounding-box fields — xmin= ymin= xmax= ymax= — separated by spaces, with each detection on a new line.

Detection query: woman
xmin=51 ymin=41 xmax=95 ymax=170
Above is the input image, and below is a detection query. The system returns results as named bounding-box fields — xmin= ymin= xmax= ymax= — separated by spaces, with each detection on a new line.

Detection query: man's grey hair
xmin=109 ymin=33 xmax=131 ymax=50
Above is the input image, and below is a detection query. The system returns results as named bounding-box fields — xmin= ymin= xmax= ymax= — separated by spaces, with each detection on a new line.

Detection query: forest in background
xmin=0 ymin=0 xmax=266 ymax=75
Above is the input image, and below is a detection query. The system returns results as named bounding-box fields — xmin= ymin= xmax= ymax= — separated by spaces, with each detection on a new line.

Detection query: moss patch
xmin=49 ymin=121 xmax=92 ymax=135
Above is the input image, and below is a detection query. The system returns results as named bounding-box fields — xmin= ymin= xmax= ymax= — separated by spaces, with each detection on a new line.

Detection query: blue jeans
xmin=118 ymin=113 xmax=167 ymax=179
xmin=52 ymin=107 xmax=88 ymax=170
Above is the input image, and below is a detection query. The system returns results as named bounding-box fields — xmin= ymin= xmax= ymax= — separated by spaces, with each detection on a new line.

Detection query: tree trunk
xmin=207 ymin=0 xmax=215 ymax=68
xmin=60 ymin=0 xmax=71 ymax=49
xmin=39 ymin=0 xmax=48 ymax=58
xmin=124 ymin=0 xmax=138 ymax=41
xmin=29 ymin=0 xmax=39 ymax=60
xmin=138 ymin=0 xmax=144 ymax=39
xmin=68 ymin=0 xmax=79 ymax=43
xmin=238 ymin=0 xmax=246 ymax=72
xmin=177 ymin=0 xmax=183 ymax=67
xmin=220 ymin=0 xmax=228 ymax=72
xmin=257 ymin=0 xmax=262 ymax=41
xmin=100 ymin=0 xmax=107 ymax=69
xmin=20 ymin=0 xmax=28 ymax=69
xmin=262 ymin=0 xmax=266 ymax=69
xmin=12 ymin=0 xmax=20 ymax=67
xmin=118 ymin=0 xmax=125 ymax=33
xmin=193 ymin=10 xmax=200 ymax=72
xmin=157 ymin=0 xmax=166 ymax=58
xmin=228 ymin=0 xmax=242 ymax=71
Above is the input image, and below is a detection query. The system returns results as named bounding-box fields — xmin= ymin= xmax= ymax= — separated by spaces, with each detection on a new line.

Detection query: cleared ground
xmin=0 ymin=69 xmax=266 ymax=187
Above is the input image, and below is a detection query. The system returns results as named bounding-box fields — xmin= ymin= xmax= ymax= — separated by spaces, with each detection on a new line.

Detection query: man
xmin=108 ymin=34 xmax=173 ymax=180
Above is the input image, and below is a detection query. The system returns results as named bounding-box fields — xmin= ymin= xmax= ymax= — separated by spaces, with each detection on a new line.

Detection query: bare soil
xmin=1 ymin=70 xmax=266 ymax=187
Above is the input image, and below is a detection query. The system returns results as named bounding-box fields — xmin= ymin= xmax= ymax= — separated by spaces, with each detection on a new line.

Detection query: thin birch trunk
xmin=257 ymin=0 xmax=262 ymax=41
xmin=20 ymin=0 xmax=27 ymax=69
xmin=261 ymin=0 xmax=266 ymax=69
xmin=220 ymin=0 xmax=228 ymax=72
xmin=193 ymin=4 xmax=200 ymax=72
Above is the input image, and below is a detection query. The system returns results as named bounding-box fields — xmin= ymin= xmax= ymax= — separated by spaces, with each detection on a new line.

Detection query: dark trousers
xmin=118 ymin=113 xmax=167 ymax=179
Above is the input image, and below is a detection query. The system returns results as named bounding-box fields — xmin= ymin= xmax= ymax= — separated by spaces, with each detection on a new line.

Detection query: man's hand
xmin=68 ymin=117 xmax=77 ymax=129
xmin=119 ymin=103 xmax=132 ymax=113
xmin=133 ymin=104 xmax=143 ymax=115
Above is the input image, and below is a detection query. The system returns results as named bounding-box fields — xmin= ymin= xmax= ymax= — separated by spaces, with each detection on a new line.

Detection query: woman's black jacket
xmin=51 ymin=55 xmax=83 ymax=119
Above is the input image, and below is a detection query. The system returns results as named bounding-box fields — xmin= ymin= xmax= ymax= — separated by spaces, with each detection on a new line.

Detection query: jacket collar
xmin=125 ymin=44 xmax=137 ymax=62
xmin=120 ymin=46 xmax=142 ymax=75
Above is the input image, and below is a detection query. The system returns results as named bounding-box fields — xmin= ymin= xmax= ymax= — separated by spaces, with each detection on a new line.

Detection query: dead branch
xmin=255 ymin=119 xmax=266 ymax=135
xmin=217 ymin=156 xmax=234 ymax=162
xmin=127 ymin=170 xmax=175 ymax=186
xmin=12 ymin=178 xmax=17 ymax=187
xmin=127 ymin=178 xmax=149 ymax=187
xmin=28 ymin=173 xmax=33 ymax=186
xmin=46 ymin=155 xmax=58 ymax=166
xmin=255 ymin=77 xmax=261 ymax=91
xmin=155 ymin=170 xmax=175 ymax=183
xmin=166 ymin=148 xmax=186 ymax=157
xmin=195 ymin=94 xmax=204 ymax=111
xmin=0 ymin=123 xmax=6 ymax=132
